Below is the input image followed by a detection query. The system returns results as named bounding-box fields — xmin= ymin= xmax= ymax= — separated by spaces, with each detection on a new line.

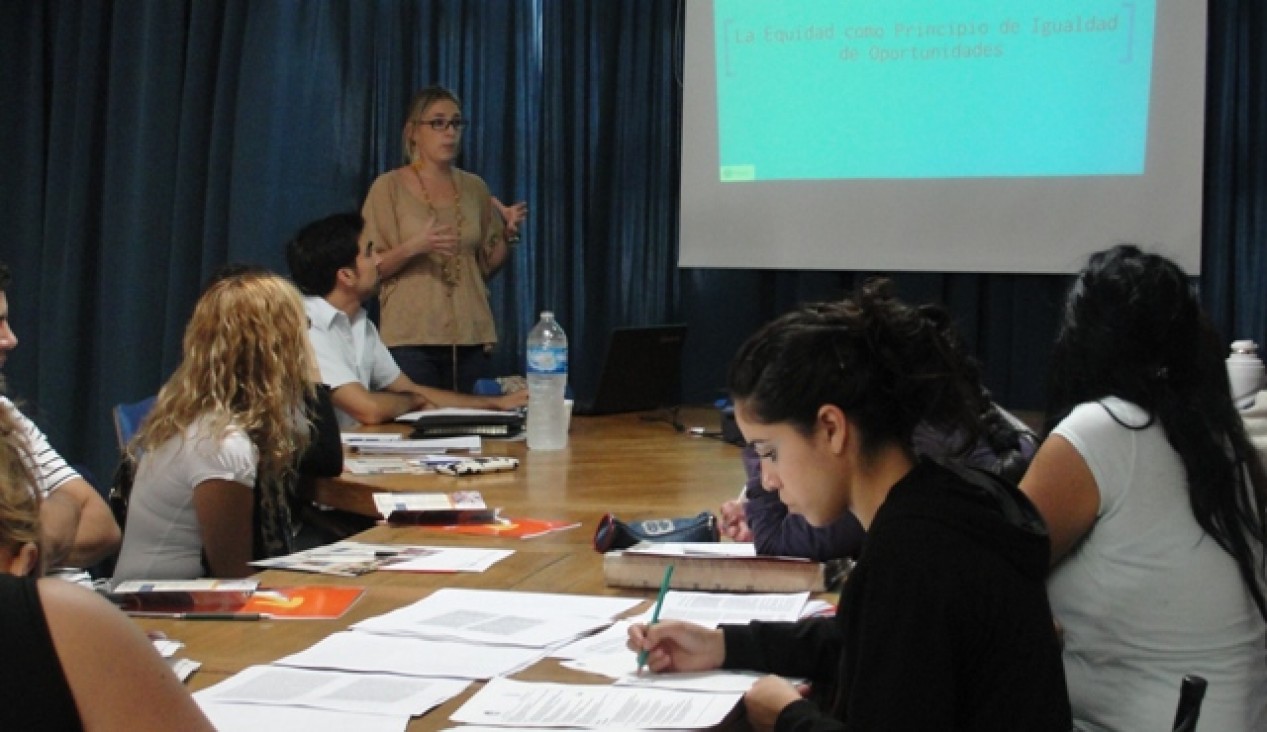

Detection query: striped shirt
xmin=1 ymin=397 xmax=79 ymax=497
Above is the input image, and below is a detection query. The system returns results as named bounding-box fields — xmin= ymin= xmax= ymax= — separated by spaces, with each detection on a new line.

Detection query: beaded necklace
xmin=413 ymin=164 xmax=465 ymax=288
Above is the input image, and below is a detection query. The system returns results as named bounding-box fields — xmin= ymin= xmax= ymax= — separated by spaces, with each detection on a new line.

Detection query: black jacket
xmin=723 ymin=458 xmax=1071 ymax=732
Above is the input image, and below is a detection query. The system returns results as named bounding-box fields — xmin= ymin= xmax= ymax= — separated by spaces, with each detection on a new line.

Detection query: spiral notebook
xmin=404 ymin=408 xmax=525 ymax=438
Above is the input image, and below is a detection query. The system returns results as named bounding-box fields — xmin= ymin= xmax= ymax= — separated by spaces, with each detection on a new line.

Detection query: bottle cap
xmin=1231 ymin=340 xmax=1259 ymax=355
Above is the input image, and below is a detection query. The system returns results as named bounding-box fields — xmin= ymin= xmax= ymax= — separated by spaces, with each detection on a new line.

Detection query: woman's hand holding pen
xmin=627 ymin=620 xmax=724 ymax=674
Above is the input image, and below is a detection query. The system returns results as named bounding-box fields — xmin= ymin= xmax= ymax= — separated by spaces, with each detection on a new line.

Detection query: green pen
xmin=636 ymin=563 xmax=675 ymax=673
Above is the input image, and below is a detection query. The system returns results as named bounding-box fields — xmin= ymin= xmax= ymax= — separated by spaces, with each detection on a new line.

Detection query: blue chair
xmin=111 ymin=395 xmax=156 ymax=451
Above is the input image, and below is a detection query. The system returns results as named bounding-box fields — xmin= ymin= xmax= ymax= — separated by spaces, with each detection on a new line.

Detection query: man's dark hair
xmin=0 ymin=260 xmax=10 ymax=292
xmin=285 ymin=213 xmax=365 ymax=297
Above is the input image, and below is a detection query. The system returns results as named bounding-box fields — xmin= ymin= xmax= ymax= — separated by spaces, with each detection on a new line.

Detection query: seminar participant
xmin=362 ymin=85 xmax=527 ymax=392
xmin=0 ymin=259 xmax=120 ymax=569
xmin=721 ymin=396 xmax=1037 ymax=561
xmin=1021 ymin=245 xmax=1267 ymax=731
xmin=113 ymin=271 xmax=330 ymax=579
xmin=631 ymin=280 xmax=1071 ymax=731
xmin=0 ymin=399 xmax=214 ymax=730
xmin=286 ymin=212 xmax=525 ymax=429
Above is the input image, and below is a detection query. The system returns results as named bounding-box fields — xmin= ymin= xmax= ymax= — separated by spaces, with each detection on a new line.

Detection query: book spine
xmin=602 ymin=553 xmax=826 ymax=593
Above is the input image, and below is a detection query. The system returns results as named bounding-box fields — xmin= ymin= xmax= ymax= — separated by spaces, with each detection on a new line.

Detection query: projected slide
xmin=715 ymin=0 xmax=1155 ymax=181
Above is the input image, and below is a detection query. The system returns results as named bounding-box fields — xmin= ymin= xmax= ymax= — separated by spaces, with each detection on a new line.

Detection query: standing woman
xmin=1020 ymin=245 xmax=1267 ymax=731
xmin=631 ymin=280 xmax=1070 ymax=731
xmin=362 ymin=85 xmax=527 ymax=392
xmin=113 ymin=271 xmax=333 ymax=580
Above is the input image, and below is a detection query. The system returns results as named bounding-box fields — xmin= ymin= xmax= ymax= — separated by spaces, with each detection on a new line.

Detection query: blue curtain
xmin=0 ymin=0 xmax=1264 ymax=486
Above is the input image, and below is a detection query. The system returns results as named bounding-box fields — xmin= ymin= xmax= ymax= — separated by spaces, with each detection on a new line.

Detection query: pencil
xmin=636 ymin=563 xmax=675 ymax=673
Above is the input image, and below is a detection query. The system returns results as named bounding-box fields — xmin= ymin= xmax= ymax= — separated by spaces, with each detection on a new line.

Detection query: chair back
xmin=1171 ymin=674 xmax=1207 ymax=732
xmin=111 ymin=396 xmax=156 ymax=451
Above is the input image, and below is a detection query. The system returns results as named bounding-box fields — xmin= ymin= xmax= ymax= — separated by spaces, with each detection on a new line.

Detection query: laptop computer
xmin=574 ymin=324 xmax=688 ymax=416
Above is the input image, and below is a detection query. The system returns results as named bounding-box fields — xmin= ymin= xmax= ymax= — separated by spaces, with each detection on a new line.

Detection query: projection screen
xmin=678 ymin=0 xmax=1206 ymax=273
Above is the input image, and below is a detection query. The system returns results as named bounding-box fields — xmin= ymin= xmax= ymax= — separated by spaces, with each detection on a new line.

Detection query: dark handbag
xmin=107 ymin=455 xmax=135 ymax=532
xmin=593 ymin=511 xmax=719 ymax=552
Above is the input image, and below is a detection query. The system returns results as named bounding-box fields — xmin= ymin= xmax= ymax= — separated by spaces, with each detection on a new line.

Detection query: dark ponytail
xmin=728 ymin=278 xmax=988 ymax=460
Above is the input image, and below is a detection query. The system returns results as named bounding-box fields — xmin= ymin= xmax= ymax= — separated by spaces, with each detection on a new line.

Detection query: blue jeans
xmin=390 ymin=345 xmax=488 ymax=393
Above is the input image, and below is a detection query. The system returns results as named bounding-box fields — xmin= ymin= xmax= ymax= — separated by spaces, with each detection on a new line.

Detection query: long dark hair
xmin=729 ymin=278 xmax=988 ymax=459
xmin=1046 ymin=244 xmax=1267 ymax=620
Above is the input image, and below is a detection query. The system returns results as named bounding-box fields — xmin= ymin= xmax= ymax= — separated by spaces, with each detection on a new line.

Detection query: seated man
xmin=0 ymin=260 xmax=121 ymax=568
xmin=285 ymin=212 xmax=526 ymax=428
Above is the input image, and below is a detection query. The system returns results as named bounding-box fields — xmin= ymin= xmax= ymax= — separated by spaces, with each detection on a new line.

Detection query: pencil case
xmin=433 ymin=457 xmax=520 ymax=477
xmin=593 ymin=511 xmax=719 ymax=552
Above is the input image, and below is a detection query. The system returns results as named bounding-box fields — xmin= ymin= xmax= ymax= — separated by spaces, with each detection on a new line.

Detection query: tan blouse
xmin=361 ymin=167 xmax=505 ymax=347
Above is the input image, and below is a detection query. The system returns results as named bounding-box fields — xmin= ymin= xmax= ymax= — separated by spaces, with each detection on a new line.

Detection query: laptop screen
xmin=575 ymin=324 xmax=688 ymax=416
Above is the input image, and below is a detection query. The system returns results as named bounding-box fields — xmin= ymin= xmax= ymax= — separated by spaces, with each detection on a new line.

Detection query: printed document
xmin=197 ymin=701 xmax=408 ymax=732
xmin=275 ymin=631 xmax=544 ymax=680
xmin=450 ymin=677 xmax=740 ymax=729
xmin=195 ymin=665 xmax=469 ymax=717
xmin=647 ymin=590 xmax=809 ymax=627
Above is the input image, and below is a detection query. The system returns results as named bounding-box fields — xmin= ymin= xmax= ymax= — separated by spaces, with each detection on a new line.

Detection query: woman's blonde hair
xmin=130 ymin=271 xmax=313 ymax=486
xmin=0 ymin=406 xmax=40 ymax=552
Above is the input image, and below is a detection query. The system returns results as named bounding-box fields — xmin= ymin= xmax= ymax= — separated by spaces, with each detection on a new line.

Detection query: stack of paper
xmin=189 ymin=584 xmax=815 ymax=731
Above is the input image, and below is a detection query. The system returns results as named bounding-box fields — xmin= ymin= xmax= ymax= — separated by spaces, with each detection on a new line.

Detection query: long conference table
xmin=134 ymin=407 xmax=749 ymax=731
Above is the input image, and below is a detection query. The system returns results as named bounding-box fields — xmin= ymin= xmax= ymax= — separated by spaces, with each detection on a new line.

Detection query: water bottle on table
xmin=527 ymin=311 xmax=569 ymax=450
xmin=1227 ymin=340 xmax=1266 ymax=410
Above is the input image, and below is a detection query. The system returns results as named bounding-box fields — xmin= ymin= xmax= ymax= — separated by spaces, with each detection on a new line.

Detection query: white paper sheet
xmin=411 ymin=588 xmax=642 ymax=620
xmin=450 ymin=677 xmax=740 ymax=729
xmin=549 ymin=620 xmax=633 ymax=660
xmin=195 ymin=665 xmax=470 ymax=716
xmin=646 ymin=591 xmax=809 ymax=628
xmin=353 ymin=604 xmax=609 ymax=648
xmin=615 ymin=669 xmax=781 ymax=693
xmin=375 ymin=547 xmax=514 ymax=574
xmin=275 ymin=631 xmax=545 ymax=679
xmin=197 ymin=700 xmax=409 ymax=732
xmin=625 ymin=542 xmax=758 ymax=557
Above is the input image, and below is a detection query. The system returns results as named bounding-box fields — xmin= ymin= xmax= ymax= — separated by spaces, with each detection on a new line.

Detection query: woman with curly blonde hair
xmin=0 ymin=423 xmax=213 ymax=729
xmin=113 ymin=270 xmax=336 ymax=579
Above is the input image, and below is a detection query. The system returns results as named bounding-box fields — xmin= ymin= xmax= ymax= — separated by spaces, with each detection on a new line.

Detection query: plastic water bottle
xmin=526 ymin=311 xmax=569 ymax=450
xmin=1227 ymin=340 xmax=1266 ymax=410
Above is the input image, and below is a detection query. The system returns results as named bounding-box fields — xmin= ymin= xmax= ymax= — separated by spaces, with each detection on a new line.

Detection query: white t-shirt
xmin=1 ymin=397 xmax=80 ymax=497
xmin=1051 ymin=398 xmax=1267 ymax=732
xmin=304 ymin=296 xmax=401 ymax=429
xmin=112 ymin=415 xmax=257 ymax=580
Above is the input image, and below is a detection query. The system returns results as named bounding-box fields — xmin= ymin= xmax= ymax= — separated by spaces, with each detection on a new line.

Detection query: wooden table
xmin=137 ymin=408 xmax=750 ymax=730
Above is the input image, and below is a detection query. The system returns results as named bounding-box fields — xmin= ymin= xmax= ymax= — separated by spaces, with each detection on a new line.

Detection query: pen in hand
xmin=636 ymin=563 xmax=675 ymax=674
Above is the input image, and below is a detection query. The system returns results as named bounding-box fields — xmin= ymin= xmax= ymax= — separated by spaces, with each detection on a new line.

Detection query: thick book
xmin=602 ymin=545 xmax=827 ymax=593
xmin=108 ymin=579 xmax=259 ymax=613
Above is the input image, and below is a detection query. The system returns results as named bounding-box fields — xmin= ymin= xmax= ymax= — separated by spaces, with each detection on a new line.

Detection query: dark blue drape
xmin=0 ymin=0 xmax=1263 ymax=487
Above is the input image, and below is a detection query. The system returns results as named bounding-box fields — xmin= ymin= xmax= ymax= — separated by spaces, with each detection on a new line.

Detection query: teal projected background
xmin=715 ymin=0 xmax=1156 ymax=181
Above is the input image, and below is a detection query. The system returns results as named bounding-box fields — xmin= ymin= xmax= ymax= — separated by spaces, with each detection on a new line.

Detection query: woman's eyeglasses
xmin=415 ymin=118 xmax=469 ymax=132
